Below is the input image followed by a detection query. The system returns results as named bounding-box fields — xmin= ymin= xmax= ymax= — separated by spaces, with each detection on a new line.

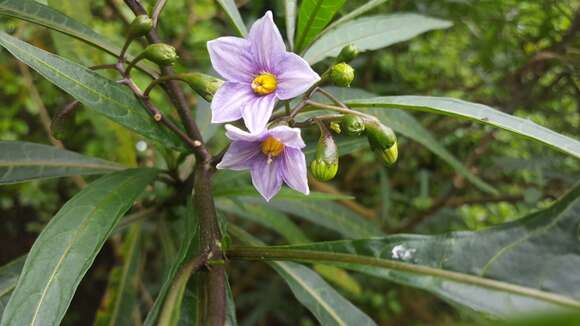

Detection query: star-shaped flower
xmin=207 ymin=11 xmax=320 ymax=133
xmin=217 ymin=124 xmax=309 ymax=201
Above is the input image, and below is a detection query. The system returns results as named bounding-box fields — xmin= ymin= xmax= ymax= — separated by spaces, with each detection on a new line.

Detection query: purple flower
xmin=217 ymin=124 xmax=309 ymax=201
xmin=207 ymin=11 xmax=320 ymax=133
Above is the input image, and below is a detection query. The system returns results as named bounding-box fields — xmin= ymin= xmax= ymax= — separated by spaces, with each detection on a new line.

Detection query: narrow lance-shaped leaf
xmin=315 ymin=0 xmax=387 ymax=39
xmin=346 ymin=96 xmax=580 ymax=159
xmin=295 ymin=0 xmax=346 ymax=52
xmin=230 ymin=226 xmax=376 ymax=326
xmin=285 ymin=0 xmax=297 ymax=51
xmin=304 ymin=14 xmax=452 ymax=64
xmin=0 ymin=0 xmax=157 ymax=76
xmin=216 ymin=0 xmax=248 ymax=36
xmin=0 ymin=32 xmax=184 ymax=150
xmin=238 ymin=181 xmax=580 ymax=317
xmin=0 ymin=257 xmax=25 ymax=319
xmin=0 ymin=141 xmax=123 ymax=185
xmin=1 ymin=168 xmax=158 ymax=326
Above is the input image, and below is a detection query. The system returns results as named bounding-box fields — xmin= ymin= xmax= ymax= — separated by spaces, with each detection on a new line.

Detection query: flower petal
xmin=211 ymin=82 xmax=255 ymax=123
xmin=281 ymin=148 xmax=309 ymax=195
xmin=207 ymin=37 xmax=256 ymax=82
xmin=248 ymin=11 xmax=286 ymax=72
xmin=269 ymin=126 xmax=306 ymax=149
xmin=224 ymin=124 xmax=264 ymax=142
xmin=275 ymin=52 xmax=320 ymax=100
xmin=216 ymin=141 xmax=260 ymax=171
xmin=251 ymin=155 xmax=283 ymax=201
xmin=242 ymin=94 xmax=277 ymax=133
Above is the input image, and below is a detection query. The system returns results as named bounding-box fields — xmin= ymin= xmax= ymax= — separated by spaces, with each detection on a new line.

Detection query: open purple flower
xmin=217 ymin=124 xmax=309 ymax=201
xmin=207 ymin=11 xmax=320 ymax=133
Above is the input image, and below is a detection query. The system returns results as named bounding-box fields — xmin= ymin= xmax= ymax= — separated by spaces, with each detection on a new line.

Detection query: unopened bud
xmin=181 ymin=73 xmax=224 ymax=102
xmin=328 ymin=62 xmax=354 ymax=87
xmin=143 ymin=43 xmax=178 ymax=66
xmin=365 ymin=121 xmax=398 ymax=165
xmin=310 ymin=133 xmax=339 ymax=181
xmin=128 ymin=15 xmax=153 ymax=39
xmin=341 ymin=114 xmax=365 ymax=136
xmin=336 ymin=44 xmax=359 ymax=63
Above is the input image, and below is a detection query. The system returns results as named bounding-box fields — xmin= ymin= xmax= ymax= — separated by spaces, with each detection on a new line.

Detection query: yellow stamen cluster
xmin=261 ymin=136 xmax=284 ymax=163
xmin=251 ymin=72 xmax=277 ymax=95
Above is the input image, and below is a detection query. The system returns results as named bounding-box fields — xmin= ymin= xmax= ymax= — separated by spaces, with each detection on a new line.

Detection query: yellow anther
xmin=251 ymin=72 xmax=277 ymax=95
xmin=261 ymin=136 xmax=284 ymax=159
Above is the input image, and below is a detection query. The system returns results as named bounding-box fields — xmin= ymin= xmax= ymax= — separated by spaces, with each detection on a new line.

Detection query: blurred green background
xmin=0 ymin=0 xmax=578 ymax=324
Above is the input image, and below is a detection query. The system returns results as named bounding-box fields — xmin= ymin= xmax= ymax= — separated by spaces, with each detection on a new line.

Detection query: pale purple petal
xmin=280 ymin=148 xmax=309 ymax=195
xmin=211 ymin=82 xmax=255 ymax=123
xmin=224 ymin=124 xmax=264 ymax=142
xmin=268 ymin=126 xmax=305 ymax=149
xmin=216 ymin=141 xmax=260 ymax=171
xmin=251 ymin=156 xmax=283 ymax=201
xmin=207 ymin=37 xmax=256 ymax=82
xmin=248 ymin=11 xmax=286 ymax=71
xmin=242 ymin=94 xmax=277 ymax=133
xmin=275 ymin=53 xmax=320 ymax=100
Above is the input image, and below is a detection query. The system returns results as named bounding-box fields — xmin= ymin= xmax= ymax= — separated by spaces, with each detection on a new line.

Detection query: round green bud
xmin=328 ymin=62 xmax=355 ymax=87
xmin=336 ymin=44 xmax=359 ymax=63
xmin=310 ymin=133 xmax=339 ymax=181
xmin=128 ymin=15 xmax=153 ymax=39
xmin=181 ymin=72 xmax=224 ymax=102
xmin=340 ymin=114 xmax=365 ymax=136
xmin=143 ymin=43 xmax=178 ymax=66
xmin=365 ymin=121 xmax=396 ymax=150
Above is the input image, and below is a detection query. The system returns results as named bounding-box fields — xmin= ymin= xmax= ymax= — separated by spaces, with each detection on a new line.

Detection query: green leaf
xmin=230 ymin=226 xmax=376 ymax=326
xmin=249 ymin=198 xmax=382 ymax=238
xmin=225 ymin=276 xmax=237 ymax=326
xmin=0 ymin=0 xmax=156 ymax=76
xmin=144 ymin=197 xmax=199 ymax=326
xmin=346 ymin=96 xmax=580 ymax=159
xmin=94 ymin=224 xmax=143 ymax=326
xmin=0 ymin=32 xmax=184 ymax=150
xmin=0 ymin=168 xmax=158 ymax=326
xmin=0 ymin=141 xmax=123 ymax=185
xmin=319 ymin=87 xmax=497 ymax=194
xmin=295 ymin=0 xmax=346 ymax=52
xmin=237 ymin=182 xmax=580 ymax=316
xmin=318 ymin=0 xmax=387 ymax=36
xmin=0 ymin=257 xmax=25 ymax=319
xmin=304 ymin=14 xmax=452 ymax=64
xmin=285 ymin=0 xmax=297 ymax=51
xmin=216 ymin=0 xmax=247 ymax=36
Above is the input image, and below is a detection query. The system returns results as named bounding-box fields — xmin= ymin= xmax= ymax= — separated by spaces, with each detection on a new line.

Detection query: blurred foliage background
xmin=0 ymin=0 xmax=578 ymax=325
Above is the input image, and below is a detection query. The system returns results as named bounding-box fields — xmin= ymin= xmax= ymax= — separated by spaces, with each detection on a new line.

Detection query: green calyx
xmin=181 ymin=72 xmax=224 ymax=102
xmin=341 ymin=114 xmax=365 ymax=136
xmin=128 ymin=15 xmax=153 ymax=39
xmin=328 ymin=62 xmax=355 ymax=87
xmin=365 ymin=120 xmax=398 ymax=166
xmin=143 ymin=43 xmax=178 ymax=66
xmin=336 ymin=44 xmax=359 ymax=63
xmin=310 ymin=133 xmax=339 ymax=181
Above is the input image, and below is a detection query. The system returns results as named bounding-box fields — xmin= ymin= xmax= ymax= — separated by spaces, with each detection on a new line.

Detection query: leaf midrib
xmin=296 ymin=0 xmax=325 ymax=51
xmin=0 ymin=160 xmax=122 ymax=169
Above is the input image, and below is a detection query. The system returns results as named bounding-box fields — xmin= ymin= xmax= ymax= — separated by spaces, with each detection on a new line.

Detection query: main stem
xmin=122 ymin=1 xmax=225 ymax=324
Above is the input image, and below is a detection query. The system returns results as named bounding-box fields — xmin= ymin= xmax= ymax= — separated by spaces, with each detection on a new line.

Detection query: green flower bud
xmin=336 ymin=44 xmax=359 ymax=63
xmin=329 ymin=121 xmax=341 ymax=134
xmin=128 ymin=15 xmax=153 ymax=39
xmin=376 ymin=141 xmax=398 ymax=166
xmin=180 ymin=73 xmax=224 ymax=102
xmin=365 ymin=120 xmax=398 ymax=165
xmin=310 ymin=133 xmax=339 ymax=181
xmin=143 ymin=43 xmax=178 ymax=66
xmin=340 ymin=114 xmax=365 ymax=136
xmin=328 ymin=62 xmax=355 ymax=87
